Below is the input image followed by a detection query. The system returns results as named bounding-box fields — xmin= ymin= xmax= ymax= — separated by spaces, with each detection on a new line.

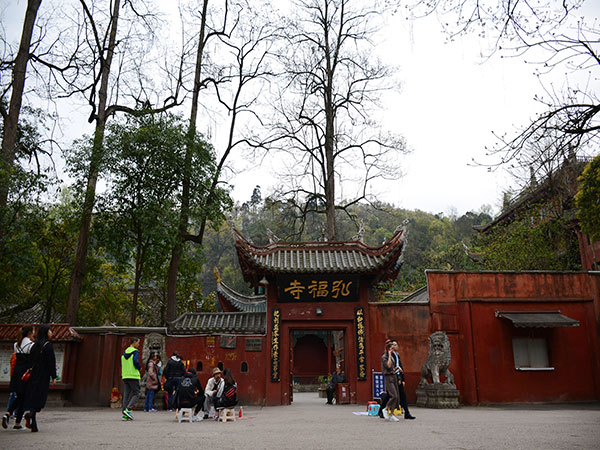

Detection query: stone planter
xmin=318 ymin=384 xmax=327 ymax=398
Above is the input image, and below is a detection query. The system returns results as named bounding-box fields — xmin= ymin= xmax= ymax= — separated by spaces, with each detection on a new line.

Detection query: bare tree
xmin=166 ymin=0 xmax=212 ymax=324
xmin=408 ymin=0 xmax=599 ymax=175
xmin=267 ymin=0 xmax=406 ymax=241
xmin=0 ymin=0 xmax=43 ymax=208
xmin=47 ymin=0 xmax=184 ymax=324
xmin=165 ymin=0 xmax=277 ymax=323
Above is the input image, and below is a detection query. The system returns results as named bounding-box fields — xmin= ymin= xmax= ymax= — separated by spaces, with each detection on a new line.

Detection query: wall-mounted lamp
xmin=259 ymin=276 xmax=269 ymax=286
xmin=315 ymin=307 xmax=323 ymax=316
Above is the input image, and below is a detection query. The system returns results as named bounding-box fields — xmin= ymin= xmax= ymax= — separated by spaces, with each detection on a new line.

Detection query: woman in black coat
xmin=23 ymin=324 xmax=57 ymax=432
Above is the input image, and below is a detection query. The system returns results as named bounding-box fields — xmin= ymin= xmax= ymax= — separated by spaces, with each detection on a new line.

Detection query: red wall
xmin=70 ymin=333 xmax=132 ymax=406
xmin=70 ymin=332 xmax=268 ymax=407
xmin=427 ymin=271 xmax=600 ymax=405
xmin=164 ymin=335 xmax=267 ymax=406
xmin=67 ymin=271 xmax=600 ymax=407
xmin=293 ymin=334 xmax=329 ymax=382
xmin=367 ymin=302 xmax=431 ymax=403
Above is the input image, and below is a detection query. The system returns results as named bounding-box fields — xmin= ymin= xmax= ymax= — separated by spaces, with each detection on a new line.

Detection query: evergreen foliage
xmin=575 ymin=155 xmax=600 ymax=244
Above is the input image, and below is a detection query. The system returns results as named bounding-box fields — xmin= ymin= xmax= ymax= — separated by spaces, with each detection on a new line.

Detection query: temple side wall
xmin=367 ymin=302 xmax=432 ymax=404
xmin=68 ymin=333 xmax=268 ymax=407
xmin=426 ymin=271 xmax=600 ymax=405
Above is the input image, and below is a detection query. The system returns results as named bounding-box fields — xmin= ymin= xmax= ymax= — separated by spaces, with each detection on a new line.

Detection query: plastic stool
xmin=177 ymin=408 xmax=193 ymax=423
xmin=218 ymin=408 xmax=236 ymax=422
xmin=367 ymin=404 xmax=380 ymax=416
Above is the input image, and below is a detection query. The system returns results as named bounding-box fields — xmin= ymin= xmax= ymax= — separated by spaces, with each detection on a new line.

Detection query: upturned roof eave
xmin=233 ymin=226 xmax=405 ymax=282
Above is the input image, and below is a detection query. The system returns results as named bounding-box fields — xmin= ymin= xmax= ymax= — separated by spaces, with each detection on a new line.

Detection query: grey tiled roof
xmin=0 ymin=302 xmax=65 ymax=324
xmin=249 ymin=248 xmax=390 ymax=273
xmin=400 ymin=285 xmax=429 ymax=303
xmin=169 ymin=312 xmax=266 ymax=335
xmin=217 ymin=282 xmax=266 ymax=312
xmin=234 ymin=226 xmax=405 ymax=281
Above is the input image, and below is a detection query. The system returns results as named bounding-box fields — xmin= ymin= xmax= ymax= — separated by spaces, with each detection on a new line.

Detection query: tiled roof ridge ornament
xmin=232 ymin=223 xmax=405 ymax=254
xmin=395 ymin=219 xmax=410 ymax=270
xmin=266 ymin=228 xmax=280 ymax=244
xmin=351 ymin=220 xmax=365 ymax=243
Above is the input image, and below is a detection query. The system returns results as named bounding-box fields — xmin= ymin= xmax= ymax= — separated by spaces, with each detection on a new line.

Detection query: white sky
xmin=2 ymin=0 xmax=598 ymax=218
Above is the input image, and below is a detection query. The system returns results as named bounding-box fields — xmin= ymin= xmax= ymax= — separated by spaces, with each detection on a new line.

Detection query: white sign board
xmin=0 ymin=342 xmax=65 ymax=383
xmin=0 ymin=343 xmax=12 ymax=383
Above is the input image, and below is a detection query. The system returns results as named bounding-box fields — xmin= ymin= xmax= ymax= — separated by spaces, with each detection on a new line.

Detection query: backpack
xmin=219 ymin=385 xmax=237 ymax=408
xmin=10 ymin=352 xmax=16 ymax=376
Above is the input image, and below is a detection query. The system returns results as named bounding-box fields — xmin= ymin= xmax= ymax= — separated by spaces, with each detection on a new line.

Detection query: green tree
xmin=576 ymin=155 xmax=600 ymax=244
xmin=474 ymin=205 xmax=581 ymax=271
xmin=95 ymin=113 xmax=218 ymax=325
xmin=0 ymin=189 xmax=78 ymax=322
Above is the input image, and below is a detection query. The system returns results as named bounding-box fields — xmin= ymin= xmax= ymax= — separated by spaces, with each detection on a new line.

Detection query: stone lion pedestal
xmin=416 ymin=383 xmax=460 ymax=408
xmin=416 ymin=331 xmax=460 ymax=408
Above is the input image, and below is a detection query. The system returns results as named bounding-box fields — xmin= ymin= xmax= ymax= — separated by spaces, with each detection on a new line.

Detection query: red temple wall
xmin=164 ymin=335 xmax=267 ymax=406
xmin=17 ymin=271 xmax=597 ymax=408
xmin=367 ymin=302 xmax=432 ymax=403
xmin=427 ymin=271 xmax=600 ymax=404
xmin=70 ymin=333 xmax=268 ymax=406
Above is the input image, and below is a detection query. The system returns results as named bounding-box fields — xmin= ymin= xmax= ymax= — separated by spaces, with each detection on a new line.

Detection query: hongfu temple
xmin=1 ymin=226 xmax=599 ymax=407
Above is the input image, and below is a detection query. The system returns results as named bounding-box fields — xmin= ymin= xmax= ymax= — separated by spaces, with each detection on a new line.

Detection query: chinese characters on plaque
xmin=355 ymin=307 xmax=367 ymax=381
xmin=278 ymin=275 xmax=359 ymax=303
xmin=271 ymin=308 xmax=281 ymax=382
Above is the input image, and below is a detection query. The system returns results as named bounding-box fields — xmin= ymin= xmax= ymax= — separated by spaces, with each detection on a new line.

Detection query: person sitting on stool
xmin=175 ymin=368 xmax=205 ymax=421
xmin=326 ymin=363 xmax=345 ymax=405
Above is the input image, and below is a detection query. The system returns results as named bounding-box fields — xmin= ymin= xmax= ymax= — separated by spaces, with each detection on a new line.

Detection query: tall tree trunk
xmin=323 ymin=0 xmax=336 ymax=241
xmin=0 ymin=0 xmax=42 ymax=208
xmin=131 ymin=236 xmax=146 ymax=326
xmin=66 ymin=0 xmax=121 ymax=325
xmin=166 ymin=0 xmax=209 ymax=324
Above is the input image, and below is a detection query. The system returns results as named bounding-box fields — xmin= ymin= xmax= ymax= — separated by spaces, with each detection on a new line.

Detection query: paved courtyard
xmin=1 ymin=393 xmax=599 ymax=450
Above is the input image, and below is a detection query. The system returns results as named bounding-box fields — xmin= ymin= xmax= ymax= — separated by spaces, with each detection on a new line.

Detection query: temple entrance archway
xmin=290 ymin=330 xmax=346 ymax=391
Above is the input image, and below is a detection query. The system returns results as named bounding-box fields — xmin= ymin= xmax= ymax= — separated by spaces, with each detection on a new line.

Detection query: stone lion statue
xmin=418 ymin=331 xmax=455 ymax=387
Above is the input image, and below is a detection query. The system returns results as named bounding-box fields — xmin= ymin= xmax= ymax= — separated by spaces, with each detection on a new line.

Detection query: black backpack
xmin=219 ymin=385 xmax=238 ymax=408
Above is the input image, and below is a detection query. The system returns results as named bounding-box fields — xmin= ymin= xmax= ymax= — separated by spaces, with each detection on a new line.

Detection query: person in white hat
xmin=203 ymin=367 xmax=224 ymax=419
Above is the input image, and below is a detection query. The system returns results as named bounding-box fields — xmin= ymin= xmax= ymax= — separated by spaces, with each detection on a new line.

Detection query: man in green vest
xmin=121 ymin=337 xmax=141 ymax=421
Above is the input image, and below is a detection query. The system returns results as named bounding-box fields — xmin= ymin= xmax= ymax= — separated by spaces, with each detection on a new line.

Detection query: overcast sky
xmin=208 ymin=0 xmax=599 ymax=217
xmin=2 ymin=0 xmax=598 ymax=218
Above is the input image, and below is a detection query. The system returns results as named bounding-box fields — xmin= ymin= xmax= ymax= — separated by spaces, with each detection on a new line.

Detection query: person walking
xmin=2 ymin=325 xmax=34 ymax=430
xmin=22 ymin=324 xmax=57 ymax=432
xmin=121 ymin=337 xmax=142 ymax=421
xmin=391 ymin=340 xmax=416 ymax=420
xmin=381 ymin=340 xmax=399 ymax=422
xmin=144 ymin=352 xmax=159 ymax=412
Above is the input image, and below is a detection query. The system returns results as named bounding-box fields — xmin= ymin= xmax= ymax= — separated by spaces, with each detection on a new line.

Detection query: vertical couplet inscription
xmin=355 ymin=306 xmax=367 ymax=381
xmin=271 ymin=307 xmax=281 ymax=382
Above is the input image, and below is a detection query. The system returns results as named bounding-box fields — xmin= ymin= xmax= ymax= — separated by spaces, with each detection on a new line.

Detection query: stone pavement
xmin=1 ymin=393 xmax=599 ymax=450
